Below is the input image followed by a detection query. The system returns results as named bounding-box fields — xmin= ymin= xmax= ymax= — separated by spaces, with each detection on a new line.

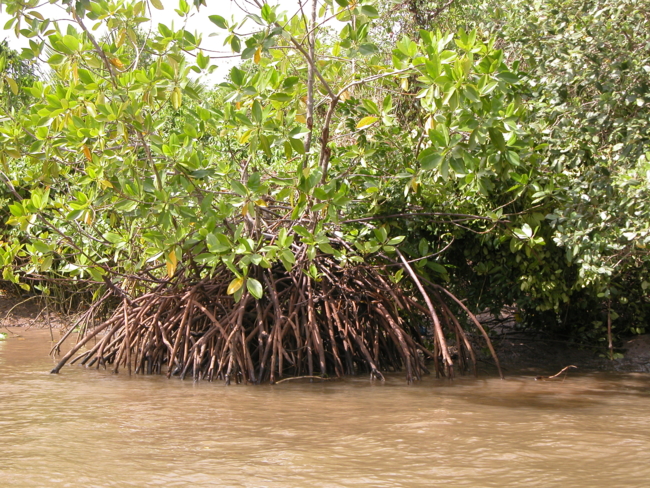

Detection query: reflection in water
xmin=1 ymin=328 xmax=649 ymax=487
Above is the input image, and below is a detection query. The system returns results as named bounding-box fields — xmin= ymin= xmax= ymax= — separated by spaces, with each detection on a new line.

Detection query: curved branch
xmin=433 ymin=284 xmax=504 ymax=379
xmin=397 ymin=249 xmax=454 ymax=377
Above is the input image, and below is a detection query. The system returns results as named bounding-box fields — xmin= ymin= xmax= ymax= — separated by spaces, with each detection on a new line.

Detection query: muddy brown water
xmin=1 ymin=328 xmax=649 ymax=487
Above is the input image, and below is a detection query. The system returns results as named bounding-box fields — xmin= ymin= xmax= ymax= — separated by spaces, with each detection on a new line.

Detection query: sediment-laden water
xmin=1 ymin=328 xmax=649 ymax=487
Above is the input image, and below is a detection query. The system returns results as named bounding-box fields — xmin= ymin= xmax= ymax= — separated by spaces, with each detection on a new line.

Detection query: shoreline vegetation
xmin=0 ymin=0 xmax=648 ymax=382
xmin=45 ymin=265 xmax=502 ymax=383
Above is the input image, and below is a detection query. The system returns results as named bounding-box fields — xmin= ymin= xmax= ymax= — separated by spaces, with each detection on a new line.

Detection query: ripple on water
xmin=1 ymin=329 xmax=650 ymax=487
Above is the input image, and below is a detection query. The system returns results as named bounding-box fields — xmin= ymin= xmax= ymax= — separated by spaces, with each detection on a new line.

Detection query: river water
xmin=1 ymin=328 xmax=649 ymax=487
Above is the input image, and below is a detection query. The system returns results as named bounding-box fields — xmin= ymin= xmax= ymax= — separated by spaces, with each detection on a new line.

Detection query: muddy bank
xmin=0 ymin=296 xmax=68 ymax=330
xmin=489 ymin=329 xmax=650 ymax=375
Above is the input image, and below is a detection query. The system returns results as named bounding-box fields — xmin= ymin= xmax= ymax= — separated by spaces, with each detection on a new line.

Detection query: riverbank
xmin=2 ymin=295 xmax=649 ymax=376
xmin=486 ymin=328 xmax=650 ymax=375
xmin=0 ymin=295 xmax=67 ymax=330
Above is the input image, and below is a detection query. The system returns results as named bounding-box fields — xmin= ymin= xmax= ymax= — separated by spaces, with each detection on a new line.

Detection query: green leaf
xmin=488 ymin=128 xmax=507 ymax=153
xmin=87 ymin=267 xmax=105 ymax=282
xmin=373 ymin=227 xmax=388 ymax=242
xmin=318 ymin=242 xmax=336 ymax=254
xmin=32 ymin=240 xmax=51 ymax=254
xmin=514 ymin=224 xmax=534 ymax=240
xmin=209 ymin=15 xmax=227 ymax=29
xmin=360 ymin=5 xmax=379 ymax=18
xmin=230 ymin=36 xmax=241 ymax=53
xmin=497 ymin=71 xmax=519 ymax=83
xmin=428 ymin=262 xmax=447 ymax=274
xmin=206 ymin=233 xmax=231 ymax=253
xmin=230 ymin=67 xmax=245 ymax=86
xmin=387 ymin=236 xmax=405 ymax=245
xmin=62 ymin=35 xmax=79 ymax=52
xmin=506 ymin=151 xmax=520 ymax=166
xmin=382 ymin=94 xmax=393 ymax=112
xmin=359 ymin=43 xmax=378 ymax=55
xmin=252 ymin=100 xmax=263 ymax=123
xmin=270 ymin=92 xmax=293 ymax=102
xmin=246 ymin=278 xmax=263 ymax=299
xmin=281 ymin=249 xmax=295 ymax=264
xmin=231 ymin=180 xmax=248 ymax=197
xmin=419 ymin=150 xmax=443 ymax=170
xmin=77 ymin=69 xmax=94 ymax=85
xmin=48 ymin=53 xmax=65 ymax=65
xmin=293 ymin=225 xmax=311 ymax=238
xmin=9 ymin=204 xmax=24 ymax=217
xmin=429 ymin=126 xmax=449 ymax=147
xmin=362 ymin=99 xmax=380 ymax=115
xmin=464 ymin=85 xmax=481 ymax=103
xmin=290 ymin=138 xmax=305 ymax=155
xmin=313 ymin=187 xmax=330 ymax=200
xmin=196 ymin=51 xmax=209 ymax=69
xmin=259 ymin=134 xmax=271 ymax=156
xmin=150 ymin=0 xmax=164 ymax=10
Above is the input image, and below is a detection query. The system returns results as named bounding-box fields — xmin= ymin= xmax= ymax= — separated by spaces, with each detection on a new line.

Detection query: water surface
xmin=1 ymin=328 xmax=649 ymax=487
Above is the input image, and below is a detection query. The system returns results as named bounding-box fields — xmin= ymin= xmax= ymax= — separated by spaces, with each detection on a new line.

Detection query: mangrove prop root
xmin=535 ymin=365 xmax=577 ymax=381
xmin=433 ymin=284 xmax=504 ymax=379
xmin=274 ymin=375 xmax=336 ymax=384
xmin=50 ymin=258 xmax=501 ymax=383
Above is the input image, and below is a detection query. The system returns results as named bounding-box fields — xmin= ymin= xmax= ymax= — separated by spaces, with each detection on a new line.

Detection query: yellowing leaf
xmin=166 ymin=251 xmax=177 ymax=277
xmin=6 ymin=77 xmax=18 ymax=95
xmin=254 ymin=47 xmax=262 ymax=64
xmin=227 ymin=277 xmax=244 ymax=295
xmin=82 ymin=145 xmax=92 ymax=161
xmin=150 ymin=0 xmax=164 ymax=10
xmin=254 ymin=199 xmax=267 ymax=207
xmin=295 ymin=114 xmax=307 ymax=124
xmin=425 ymin=116 xmax=435 ymax=131
xmin=109 ymin=57 xmax=124 ymax=70
xmin=85 ymin=102 xmax=97 ymax=118
xmin=171 ymin=87 xmax=182 ymax=110
xmin=356 ymin=116 xmax=379 ymax=130
xmin=410 ymin=177 xmax=419 ymax=192
xmin=99 ymin=179 xmax=113 ymax=189
xmin=238 ymin=129 xmax=252 ymax=144
xmin=116 ymin=29 xmax=126 ymax=47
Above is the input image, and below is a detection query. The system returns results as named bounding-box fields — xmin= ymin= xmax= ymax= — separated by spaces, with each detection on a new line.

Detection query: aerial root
xmin=51 ymin=257 xmax=501 ymax=383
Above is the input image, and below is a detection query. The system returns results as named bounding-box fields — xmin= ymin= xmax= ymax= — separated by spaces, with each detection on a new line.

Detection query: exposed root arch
xmin=51 ymin=257 xmax=502 ymax=383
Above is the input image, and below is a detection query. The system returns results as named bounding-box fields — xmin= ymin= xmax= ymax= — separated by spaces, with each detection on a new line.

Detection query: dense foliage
xmin=388 ymin=0 xmax=650 ymax=347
